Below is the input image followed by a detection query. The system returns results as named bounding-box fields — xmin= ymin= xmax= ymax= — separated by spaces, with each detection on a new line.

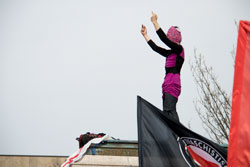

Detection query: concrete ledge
xmin=73 ymin=155 xmax=138 ymax=167
xmin=0 ymin=155 xmax=67 ymax=167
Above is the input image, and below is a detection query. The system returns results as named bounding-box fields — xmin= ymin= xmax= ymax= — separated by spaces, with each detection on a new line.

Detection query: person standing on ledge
xmin=141 ymin=12 xmax=184 ymax=122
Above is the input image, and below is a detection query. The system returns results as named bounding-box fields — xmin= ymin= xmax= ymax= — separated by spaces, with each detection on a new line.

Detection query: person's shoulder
xmin=178 ymin=44 xmax=184 ymax=51
xmin=179 ymin=45 xmax=184 ymax=59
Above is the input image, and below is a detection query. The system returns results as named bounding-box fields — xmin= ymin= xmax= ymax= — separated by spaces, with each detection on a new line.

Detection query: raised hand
xmin=141 ymin=24 xmax=150 ymax=42
xmin=141 ymin=24 xmax=147 ymax=36
xmin=151 ymin=11 xmax=158 ymax=23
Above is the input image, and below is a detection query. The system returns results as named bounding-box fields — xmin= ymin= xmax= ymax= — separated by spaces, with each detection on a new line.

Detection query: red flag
xmin=228 ymin=20 xmax=250 ymax=167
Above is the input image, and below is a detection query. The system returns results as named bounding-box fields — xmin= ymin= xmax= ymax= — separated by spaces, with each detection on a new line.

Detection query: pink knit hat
xmin=166 ymin=26 xmax=182 ymax=44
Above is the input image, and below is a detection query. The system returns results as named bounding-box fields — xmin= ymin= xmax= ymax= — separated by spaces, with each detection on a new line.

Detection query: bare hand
xmin=141 ymin=24 xmax=147 ymax=36
xmin=151 ymin=11 xmax=158 ymax=23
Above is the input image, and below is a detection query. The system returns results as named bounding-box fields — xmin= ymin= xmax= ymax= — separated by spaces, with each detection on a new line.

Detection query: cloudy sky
xmin=1 ymin=0 xmax=250 ymax=156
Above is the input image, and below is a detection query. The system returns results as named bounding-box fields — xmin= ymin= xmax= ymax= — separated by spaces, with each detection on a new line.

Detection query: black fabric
xmin=147 ymin=39 xmax=171 ymax=58
xmin=175 ymin=52 xmax=184 ymax=73
xmin=137 ymin=96 xmax=228 ymax=167
xmin=76 ymin=132 xmax=105 ymax=148
xmin=165 ymin=67 xmax=179 ymax=74
xmin=163 ymin=92 xmax=179 ymax=122
xmin=138 ymin=96 xmax=196 ymax=167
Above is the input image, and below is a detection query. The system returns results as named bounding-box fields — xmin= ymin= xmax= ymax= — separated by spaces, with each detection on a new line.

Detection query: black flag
xmin=137 ymin=96 xmax=227 ymax=167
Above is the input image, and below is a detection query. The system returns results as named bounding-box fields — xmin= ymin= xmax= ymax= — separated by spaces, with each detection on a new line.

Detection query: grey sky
xmin=0 ymin=0 xmax=249 ymax=156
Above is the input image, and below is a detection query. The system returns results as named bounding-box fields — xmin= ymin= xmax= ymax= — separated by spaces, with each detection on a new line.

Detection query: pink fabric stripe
xmin=162 ymin=73 xmax=181 ymax=98
xmin=166 ymin=54 xmax=177 ymax=67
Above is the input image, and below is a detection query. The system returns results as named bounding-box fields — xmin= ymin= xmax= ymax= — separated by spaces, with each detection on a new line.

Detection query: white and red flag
xmin=61 ymin=134 xmax=110 ymax=167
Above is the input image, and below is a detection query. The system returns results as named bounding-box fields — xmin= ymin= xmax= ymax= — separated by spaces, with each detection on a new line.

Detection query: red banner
xmin=228 ymin=20 xmax=250 ymax=167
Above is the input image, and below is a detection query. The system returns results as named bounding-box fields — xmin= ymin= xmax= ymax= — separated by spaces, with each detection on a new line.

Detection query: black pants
xmin=163 ymin=92 xmax=180 ymax=122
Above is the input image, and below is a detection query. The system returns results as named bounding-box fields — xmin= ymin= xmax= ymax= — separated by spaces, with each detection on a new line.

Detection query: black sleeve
xmin=147 ymin=39 xmax=171 ymax=57
xmin=156 ymin=28 xmax=182 ymax=54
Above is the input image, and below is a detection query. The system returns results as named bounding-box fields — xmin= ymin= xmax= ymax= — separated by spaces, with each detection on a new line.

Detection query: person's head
xmin=166 ymin=26 xmax=182 ymax=44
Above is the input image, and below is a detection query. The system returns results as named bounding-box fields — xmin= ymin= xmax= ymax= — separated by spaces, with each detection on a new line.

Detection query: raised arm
xmin=147 ymin=39 xmax=170 ymax=57
xmin=151 ymin=12 xmax=182 ymax=54
xmin=141 ymin=24 xmax=170 ymax=57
